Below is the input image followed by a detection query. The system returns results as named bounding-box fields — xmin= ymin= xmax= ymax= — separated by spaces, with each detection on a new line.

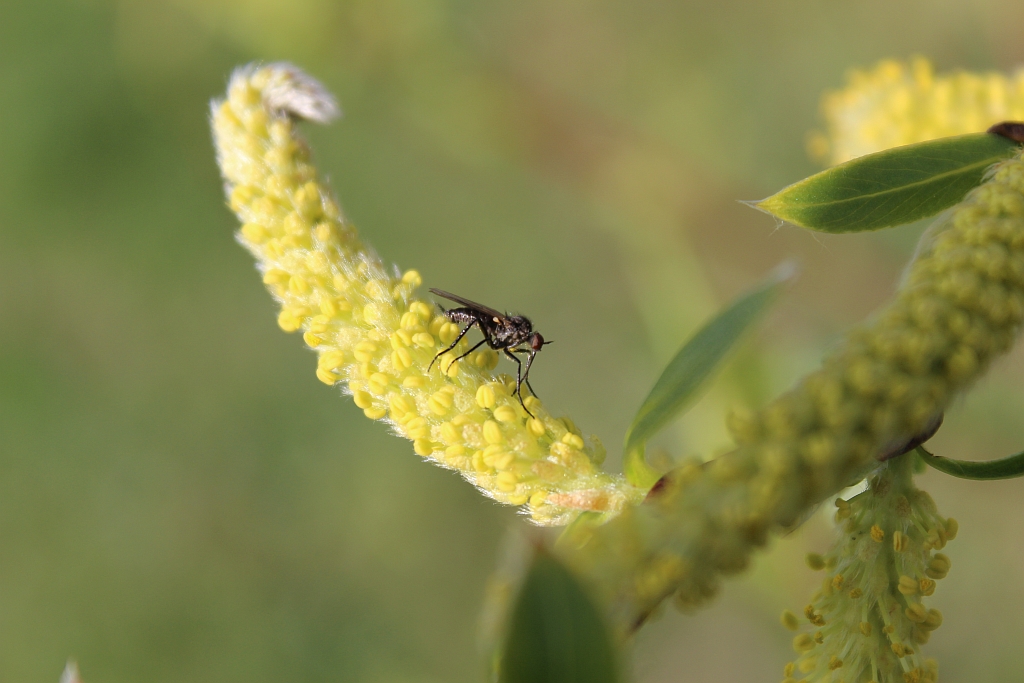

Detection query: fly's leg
xmin=503 ymin=349 xmax=534 ymax=418
xmin=446 ymin=338 xmax=488 ymax=370
xmin=514 ymin=348 xmax=540 ymax=399
xmin=429 ymin=322 xmax=475 ymax=372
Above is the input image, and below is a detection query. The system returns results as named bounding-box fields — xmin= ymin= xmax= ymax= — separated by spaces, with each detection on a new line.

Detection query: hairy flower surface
xmin=810 ymin=57 xmax=1024 ymax=164
xmin=781 ymin=455 xmax=954 ymax=683
xmin=565 ymin=149 xmax=1024 ymax=629
xmin=211 ymin=63 xmax=642 ymax=525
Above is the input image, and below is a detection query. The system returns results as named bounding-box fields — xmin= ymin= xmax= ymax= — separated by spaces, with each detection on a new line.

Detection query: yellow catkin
xmin=778 ymin=455 xmax=954 ymax=682
xmin=811 ymin=57 xmax=1024 ymax=164
xmin=566 ymin=120 xmax=1012 ymax=632
xmin=211 ymin=63 xmax=642 ymax=525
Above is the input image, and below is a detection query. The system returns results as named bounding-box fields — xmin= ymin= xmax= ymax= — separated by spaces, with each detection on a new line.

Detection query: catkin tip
xmin=236 ymin=62 xmax=341 ymax=123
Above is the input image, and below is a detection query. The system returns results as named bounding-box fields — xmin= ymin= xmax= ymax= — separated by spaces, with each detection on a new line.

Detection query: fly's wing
xmin=428 ymin=288 xmax=505 ymax=319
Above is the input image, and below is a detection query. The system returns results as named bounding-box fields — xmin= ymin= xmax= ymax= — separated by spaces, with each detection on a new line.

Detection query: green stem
xmin=916 ymin=445 xmax=1024 ymax=480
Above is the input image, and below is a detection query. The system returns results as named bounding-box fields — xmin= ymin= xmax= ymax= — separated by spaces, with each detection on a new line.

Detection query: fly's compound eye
xmin=529 ymin=332 xmax=545 ymax=351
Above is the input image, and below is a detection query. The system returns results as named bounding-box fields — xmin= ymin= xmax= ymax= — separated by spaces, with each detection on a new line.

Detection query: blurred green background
xmin=3 ymin=0 xmax=1024 ymax=681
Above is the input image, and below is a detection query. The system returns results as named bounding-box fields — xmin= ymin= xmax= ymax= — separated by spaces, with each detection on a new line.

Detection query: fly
xmin=427 ymin=288 xmax=551 ymax=418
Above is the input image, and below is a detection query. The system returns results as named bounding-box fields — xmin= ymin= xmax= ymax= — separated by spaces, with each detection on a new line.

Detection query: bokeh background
xmin=3 ymin=0 xmax=1024 ymax=681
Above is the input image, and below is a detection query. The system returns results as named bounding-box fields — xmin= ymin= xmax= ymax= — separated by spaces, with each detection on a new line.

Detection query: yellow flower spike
xmin=567 ymin=134 xmax=1024 ymax=616
xmin=212 ymin=63 xmax=638 ymax=525
xmin=777 ymin=456 xmax=954 ymax=683
xmin=815 ymin=58 xmax=1024 ymax=164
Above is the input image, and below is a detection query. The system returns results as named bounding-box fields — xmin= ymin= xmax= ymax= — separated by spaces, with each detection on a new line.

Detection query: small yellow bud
xmin=859 ymin=621 xmax=872 ymax=636
xmin=413 ymin=439 xmax=433 ymax=456
xmin=804 ymin=604 xmax=825 ymax=626
xmin=476 ymin=385 xmax=496 ymax=409
xmin=792 ymin=633 xmax=815 ymax=653
xmin=316 ymin=368 xmax=339 ymax=384
xmin=918 ymin=578 xmax=936 ymax=596
xmin=353 ymin=341 xmax=378 ymax=362
xmin=905 ymin=602 xmax=928 ymax=622
xmin=562 ymin=433 xmax=585 ymax=449
xmin=318 ymin=350 xmax=346 ymax=372
xmin=392 ymin=347 xmax=413 ymax=370
xmin=364 ymin=406 xmax=387 ymax=420
xmin=493 ymin=405 xmax=519 ymax=423
xmin=945 ymin=517 xmax=959 ymax=539
xmin=412 ymin=332 xmax=435 ymax=348
xmin=483 ymin=420 xmax=503 ymax=445
xmin=352 ymin=390 xmax=373 ymax=409
xmin=780 ymin=610 xmax=800 ymax=630
xmin=277 ymin=310 xmax=302 ymax=332
xmin=409 ymin=301 xmax=432 ymax=319
xmin=870 ymin=524 xmax=885 ymax=542
xmin=922 ymin=609 xmax=943 ymax=631
xmin=241 ymin=222 xmax=268 ymax=243
xmin=898 ymin=575 xmax=919 ymax=595
xmin=288 ymin=275 xmax=310 ymax=295
xmin=925 ymin=553 xmax=951 ymax=579
xmin=527 ymin=418 xmax=546 ymax=437
xmin=368 ymin=373 xmax=390 ymax=395
xmin=806 ymin=553 xmax=826 ymax=570
xmin=496 ymin=471 xmax=518 ymax=492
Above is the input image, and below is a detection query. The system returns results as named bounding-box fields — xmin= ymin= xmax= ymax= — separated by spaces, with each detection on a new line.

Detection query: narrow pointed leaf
xmin=623 ymin=265 xmax=793 ymax=487
xmin=499 ymin=549 xmax=619 ymax=683
xmin=917 ymin=446 xmax=1024 ymax=480
xmin=756 ymin=133 xmax=1020 ymax=233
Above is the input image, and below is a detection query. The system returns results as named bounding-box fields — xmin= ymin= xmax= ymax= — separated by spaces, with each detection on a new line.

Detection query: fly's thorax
xmin=495 ymin=316 xmax=533 ymax=346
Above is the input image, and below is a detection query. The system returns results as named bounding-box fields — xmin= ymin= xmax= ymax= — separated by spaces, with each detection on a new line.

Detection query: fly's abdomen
xmin=444 ymin=308 xmax=479 ymax=325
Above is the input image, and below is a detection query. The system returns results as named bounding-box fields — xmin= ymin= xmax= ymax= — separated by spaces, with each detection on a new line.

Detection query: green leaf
xmin=917 ymin=445 xmax=1024 ymax=480
xmin=756 ymin=132 xmax=1021 ymax=233
xmin=499 ymin=549 xmax=619 ymax=683
xmin=623 ymin=265 xmax=793 ymax=488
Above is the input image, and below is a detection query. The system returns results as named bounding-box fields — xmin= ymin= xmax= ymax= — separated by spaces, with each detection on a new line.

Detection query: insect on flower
xmin=428 ymin=288 xmax=552 ymax=417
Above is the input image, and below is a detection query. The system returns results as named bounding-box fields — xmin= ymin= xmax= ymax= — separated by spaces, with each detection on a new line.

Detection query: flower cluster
xmin=809 ymin=57 xmax=1024 ymax=164
xmin=212 ymin=65 xmax=1024 ymax=672
xmin=781 ymin=455 xmax=955 ymax=683
xmin=564 ymin=148 xmax=1024 ymax=632
xmin=211 ymin=63 xmax=642 ymax=525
